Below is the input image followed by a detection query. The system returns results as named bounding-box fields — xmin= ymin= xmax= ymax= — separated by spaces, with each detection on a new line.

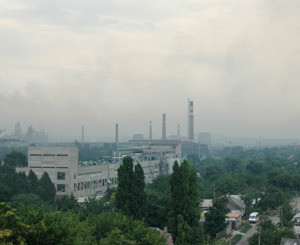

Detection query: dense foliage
xmin=170 ymin=160 xmax=203 ymax=244
xmin=205 ymin=197 xmax=229 ymax=238
xmin=1 ymin=145 xmax=300 ymax=244
xmin=116 ymin=156 xmax=146 ymax=220
xmin=0 ymin=202 xmax=166 ymax=245
xmin=0 ymin=165 xmax=55 ymax=206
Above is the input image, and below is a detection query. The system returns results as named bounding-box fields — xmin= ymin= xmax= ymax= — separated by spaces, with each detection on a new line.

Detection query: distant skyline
xmin=1 ymin=0 xmax=300 ymax=140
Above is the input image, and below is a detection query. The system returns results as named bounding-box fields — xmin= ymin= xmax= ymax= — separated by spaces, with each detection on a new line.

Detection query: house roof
xmin=200 ymin=199 xmax=213 ymax=209
xmin=226 ymin=213 xmax=242 ymax=218
xmin=293 ymin=212 xmax=300 ymax=220
xmin=227 ymin=196 xmax=246 ymax=211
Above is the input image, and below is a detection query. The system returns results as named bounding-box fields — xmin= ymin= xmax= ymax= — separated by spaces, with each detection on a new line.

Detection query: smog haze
xmin=1 ymin=0 xmax=300 ymax=141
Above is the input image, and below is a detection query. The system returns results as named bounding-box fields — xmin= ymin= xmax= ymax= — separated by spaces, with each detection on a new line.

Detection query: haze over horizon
xmin=1 ymin=0 xmax=300 ymax=141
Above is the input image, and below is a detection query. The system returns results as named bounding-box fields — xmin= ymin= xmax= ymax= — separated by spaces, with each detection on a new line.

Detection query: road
xmin=236 ymin=223 xmax=258 ymax=245
xmin=235 ymin=197 xmax=300 ymax=244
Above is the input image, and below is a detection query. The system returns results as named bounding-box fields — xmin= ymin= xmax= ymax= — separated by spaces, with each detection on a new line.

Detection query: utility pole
xmin=258 ymin=223 xmax=261 ymax=245
xmin=213 ymin=184 xmax=216 ymax=199
xmin=281 ymin=207 xmax=283 ymax=229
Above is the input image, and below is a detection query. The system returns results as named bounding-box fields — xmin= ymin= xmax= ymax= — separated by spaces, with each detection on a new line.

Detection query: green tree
xmin=145 ymin=174 xmax=171 ymax=228
xmin=0 ymin=182 xmax=12 ymax=202
xmin=38 ymin=172 xmax=56 ymax=202
xmin=281 ymin=201 xmax=295 ymax=228
xmin=99 ymin=228 xmax=135 ymax=245
xmin=131 ymin=163 xmax=146 ymax=220
xmin=246 ymin=161 xmax=263 ymax=175
xmin=205 ymin=197 xmax=229 ymax=238
xmin=9 ymin=193 xmax=44 ymax=208
xmin=116 ymin=156 xmax=134 ymax=216
xmin=145 ymin=189 xmax=170 ymax=228
xmin=3 ymin=150 xmax=27 ymax=167
xmin=28 ymin=170 xmax=39 ymax=194
xmin=169 ymin=160 xmax=202 ymax=244
xmin=55 ymin=194 xmax=78 ymax=212
xmin=0 ymin=202 xmax=31 ymax=244
xmin=88 ymin=212 xmax=165 ymax=244
xmin=80 ymin=196 xmax=111 ymax=216
xmin=115 ymin=157 xmax=146 ymax=220
xmin=13 ymin=171 xmax=30 ymax=195
xmin=249 ymin=219 xmax=296 ymax=245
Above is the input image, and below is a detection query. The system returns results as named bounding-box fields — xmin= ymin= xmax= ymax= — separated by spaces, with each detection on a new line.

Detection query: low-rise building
xmin=17 ymin=144 xmax=182 ymax=199
xmin=16 ymin=146 xmax=119 ymax=198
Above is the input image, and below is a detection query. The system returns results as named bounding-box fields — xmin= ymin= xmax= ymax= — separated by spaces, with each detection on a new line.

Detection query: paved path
xmin=235 ymin=223 xmax=258 ymax=245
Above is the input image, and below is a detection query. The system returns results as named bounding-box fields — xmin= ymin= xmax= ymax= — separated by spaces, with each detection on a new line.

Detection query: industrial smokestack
xmin=149 ymin=121 xmax=152 ymax=142
xmin=187 ymin=99 xmax=190 ymax=138
xmin=162 ymin=114 xmax=166 ymax=141
xmin=115 ymin=123 xmax=119 ymax=145
xmin=188 ymin=99 xmax=194 ymax=141
xmin=177 ymin=124 xmax=180 ymax=138
xmin=82 ymin=125 xmax=84 ymax=145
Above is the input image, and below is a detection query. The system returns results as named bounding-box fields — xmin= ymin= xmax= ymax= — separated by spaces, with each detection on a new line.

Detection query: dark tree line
xmin=0 ymin=164 xmax=56 ymax=205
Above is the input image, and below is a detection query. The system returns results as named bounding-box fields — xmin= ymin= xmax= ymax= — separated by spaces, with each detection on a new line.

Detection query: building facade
xmin=17 ymin=143 xmax=182 ymax=199
xmin=16 ymin=146 xmax=119 ymax=198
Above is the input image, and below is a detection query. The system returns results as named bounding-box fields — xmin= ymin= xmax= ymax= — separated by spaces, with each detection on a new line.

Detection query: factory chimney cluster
xmin=99 ymin=98 xmax=195 ymax=143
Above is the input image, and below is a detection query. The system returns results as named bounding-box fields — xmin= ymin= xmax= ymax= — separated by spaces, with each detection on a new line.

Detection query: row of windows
xmin=30 ymin=154 xmax=69 ymax=157
xmin=77 ymin=171 xmax=102 ymax=176
xmin=30 ymin=166 xmax=68 ymax=169
xmin=74 ymin=178 xmax=118 ymax=191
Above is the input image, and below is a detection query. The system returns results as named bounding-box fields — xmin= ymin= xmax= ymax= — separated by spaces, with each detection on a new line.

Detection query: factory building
xmin=16 ymin=146 xmax=119 ymax=198
xmin=16 ymin=143 xmax=182 ymax=198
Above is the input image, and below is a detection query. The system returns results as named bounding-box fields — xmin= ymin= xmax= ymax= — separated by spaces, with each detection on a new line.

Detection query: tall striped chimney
xmin=188 ymin=99 xmax=194 ymax=140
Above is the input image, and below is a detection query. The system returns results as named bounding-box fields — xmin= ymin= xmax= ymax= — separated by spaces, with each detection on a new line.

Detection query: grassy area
xmin=237 ymin=222 xmax=252 ymax=233
xmin=231 ymin=234 xmax=243 ymax=245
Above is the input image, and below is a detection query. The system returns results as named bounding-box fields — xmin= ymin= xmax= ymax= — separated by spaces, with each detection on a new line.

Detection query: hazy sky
xmin=1 ymin=0 xmax=300 ymax=141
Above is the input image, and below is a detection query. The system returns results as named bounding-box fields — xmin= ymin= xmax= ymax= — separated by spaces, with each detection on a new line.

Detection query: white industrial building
xmin=17 ymin=143 xmax=182 ymax=199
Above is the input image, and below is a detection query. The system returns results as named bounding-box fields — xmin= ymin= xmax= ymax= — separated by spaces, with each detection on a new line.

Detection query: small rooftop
xmin=226 ymin=213 xmax=242 ymax=218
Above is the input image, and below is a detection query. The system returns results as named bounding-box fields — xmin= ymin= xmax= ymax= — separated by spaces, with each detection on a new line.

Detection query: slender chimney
xmin=115 ymin=123 xmax=119 ymax=145
xmin=189 ymin=100 xmax=194 ymax=140
xmin=177 ymin=124 xmax=180 ymax=138
xmin=81 ymin=125 xmax=84 ymax=145
xmin=187 ymin=98 xmax=190 ymax=138
xmin=162 ymin=114 xmax=166 ymax=141
xmin=149 ymin=121 xmax=152 ymax=142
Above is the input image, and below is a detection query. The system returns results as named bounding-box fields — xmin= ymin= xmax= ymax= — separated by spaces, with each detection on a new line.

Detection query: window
xmin=57 ymin=184 xmax=65 ymax=192
xmin=30 ymin=154 xmax=42 ymax=156
xmin=57 ymin=172 xmax=65 ymax=180
xmin=43 ymin=154 xmax=55 ymax=156
xmin=57 ymin=154 xmax=68 ymax=156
